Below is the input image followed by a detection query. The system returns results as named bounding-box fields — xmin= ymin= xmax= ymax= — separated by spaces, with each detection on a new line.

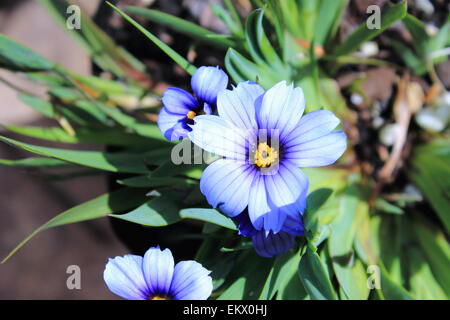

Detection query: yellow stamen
xmin=151 ymin=296 xmax=170 ymax=300
xmin=187 ymin=111 xmax=197 ymax=119
xmin=255 ymin=142 xmax=278 ymax=168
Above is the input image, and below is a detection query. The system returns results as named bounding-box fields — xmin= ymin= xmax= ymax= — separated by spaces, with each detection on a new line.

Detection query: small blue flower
xmin=158 ymin=66 xmax=228 ymax=141
xmin=103 ymin=246 xmax=213 ymax=300
xmin=235 ymin=210 xmax=304 ymax=258
xmin=189 ymin=81 xmax=346 ymax=234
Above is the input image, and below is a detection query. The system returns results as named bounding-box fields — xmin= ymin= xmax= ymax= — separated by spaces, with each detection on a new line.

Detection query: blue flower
xmin=103 ymin=246 xmax=213 ymax=300
xmin=189 ymin=81 xmax=346 ymax=234
xmin=235 ymin=210 xmax=304 ymax=258
xmin=158 ymin=66 xmax=228 ymax=141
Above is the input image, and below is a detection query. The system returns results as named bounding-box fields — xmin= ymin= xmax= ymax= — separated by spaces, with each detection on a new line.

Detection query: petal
xmin=188 ymin=115 xmax=255 ymax=160
xmin=162 ymin=88 xmax=198 ymax=114
xmin=282 ymin=110 xmax=341 ymax=146
xmin=283 ymin=131 xmax=347 ymax=167
xmin=257 ymin=81 xmax=305 ymax=138
xmin=170 ymin=261 xmax=213 ymax=300
xmin=103 ymin=255 xmax=148 ymax=300
xmin=217 ymin=81 xmax=264 ymax=131
xmin=235 ymin=210 xmax=258 ymax=237
xmin=264 ymin=161 xmax=309 ymax=219
xmin=142 ymin=247 xmax=175 ymax=297
xmin=157 ymin=107 xmax=190 ymax=141
xmin=252 ymin=231 xmax=296 ymax=258
xmin=247 ymin=173 xmax=286 ymax=233
xmin=191 ymin=66 xmax=228 ymax=106
xmin=200 ymin=159 xmax=256 ymax=217
xmin=282 ymin=213 xmax=305 ymax=235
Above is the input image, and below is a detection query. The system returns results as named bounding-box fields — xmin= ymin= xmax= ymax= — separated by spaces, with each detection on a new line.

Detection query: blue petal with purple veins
xmin=103 ymin=255 xmax=149 ymax=300
xmin=142 ymin=247 xmax=174 ymax=297
xmin=252 ymin=231 xmax=296 ymax=258
xmin=235 ymin=210 xmax=258 ymax=237
xmin=157 ymin=107 xmax=190 ymax=141
xmin=170 ymin=260 xmax=213 ymax=300
xmin=162 ymin=87 xmax=198 ymax=114
xmin=191 ymin=66 xmax=228 ymax=106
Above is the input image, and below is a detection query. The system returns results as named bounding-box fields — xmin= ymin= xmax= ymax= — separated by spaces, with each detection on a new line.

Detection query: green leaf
xmin=245 ymin=9 xmax=285 ymax=71
xmin=315 ymin=0 xmax=348 ymax=46
xmin=117 ymin=175 xmax=194 ymax=188
xmin=2 ymin=124 xmax=165 ymax=148
xmin=18 ymin=94 xmax=55 ymax=118
xmin=413 ymin=220 xmax=450 ymax=298
xmin=402 ymin=13 xmax=429 ymax=56
xmin=218 ymin=250 xmax=274 ymax=300
xmin=2 ymin=188 xmax=147 ymax=263
xmin=107 ymin=2 xmax=196 ymax=76
xmin=37 ymin=0 xmax=146 ymax=78
xmin=329 ymin=184 xmax=361 ymax=257
xmin=125 ymin=6 xmax=233 ymax=49
xmin=374 ymin=198 xmax=404 ymax=215
xmin=0 ymin=135 xmax=153 ymax=173
xmin=332 ymin=1 xmax=407 ymax=57
xmin=409 ymin=140 xmax=450 ymax=232
xmin=259 ymin=250 xmax=302 ymax=300
xmin=378 ymin=264 xmax=414 ymax=300
xmin=298 ymin=246 xmax=337 ymax=300
xmin=389 ymin=39 xmax=427 ymax=75
xmin=303 ymin=188 xmax=333 ymax=242
xmin=324 ymin=184 xmax=368 ymax=300
xmin=179 ymin=208 xmax=237 ymax=230
xmin=110 ymin=190 xmax=185 ymax=227
xmin=211 ymin=3 xmax=243 ymax=37
xmin=407 ymin=247 xmax=447 ymax=300
xmin=431 ymin=13 xmax=450 ymax=51
xmin=0 ymin=34 xmax=54 ymax=71
xmin=225 ymin=48 xmax=279 ymax=89
xmin=0 ymin=157 xmax=69 ymax=168
xmin=332 ymin=257 xmax=370 ymax=300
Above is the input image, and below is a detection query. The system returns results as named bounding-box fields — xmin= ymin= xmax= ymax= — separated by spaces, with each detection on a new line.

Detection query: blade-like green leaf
xmin=218 ymin=250 xmax=274 ymax=300
xmin=0 ymin=34 xmax=54 ymax=71
xmin=332 ymin=1 xmax=407 ymax=57
xmin=315 ymin=0 xmax=348 ymax=46
xmin=378 ymin=264 xmax=414 ymax=300
xmin=407 ymin=247 xmax=447 ymax=300
xmin=298 ymin=246 xmax=337 ymax=300
xmin=18 ymin=94 xmax=55 ymax=118
xmin=110 ymin=190 xmax=187 ymax=226
xmin=125 ymin=6 xmax=234 ymax=49
xmin=0 ymin=157 xmax=69 ymax=168
xmin=179 ymin=208 xmax=237 ymax=230
xmin=107 ymin=2 xmax=196 ymax=76
xmin=259 ymin=250 xmax=302 ymax=300
xmin=0 ymin=135 xmax=153 ymax=173
xmin=409 ymin=140 xmax=450 ymax=232
xmin=37 ymin=0 xmax=146 ymax=79
xmin=413 ymin=220 xmax=450 ymax=297
xmin=117 ymin=175 xmax=194 ymax=188
xmin=2 ymin=124 xmax=165 ymax=148
xmin=245 ymin=9 xmax=285 ymax=71
xmin=2 ymin=188 xmax=147 ymax=263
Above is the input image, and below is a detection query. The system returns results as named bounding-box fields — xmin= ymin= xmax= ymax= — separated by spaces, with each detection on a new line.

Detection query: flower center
xmin=255 ymin=142 xmax=278 ymax=168
xmin=150 ymin=295 xmax=170 ymax=300
xmin=187 ymin=111 xmax=197 ymax=119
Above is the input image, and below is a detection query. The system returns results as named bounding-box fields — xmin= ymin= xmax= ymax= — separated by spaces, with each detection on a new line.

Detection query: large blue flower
xmin=158 ymin=66 xmax=228 ymax=141
xmin=189 ymin=81 xmax=346 ymax=234
xmin=103 ymin=246 xmax=213 ymax=300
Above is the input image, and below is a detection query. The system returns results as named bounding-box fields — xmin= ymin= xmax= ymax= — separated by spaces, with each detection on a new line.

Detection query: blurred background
xmin=0 ymin=0 xmax=119 ymax=299
xmin=0 ymin=0 xmax=226 ymax=300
